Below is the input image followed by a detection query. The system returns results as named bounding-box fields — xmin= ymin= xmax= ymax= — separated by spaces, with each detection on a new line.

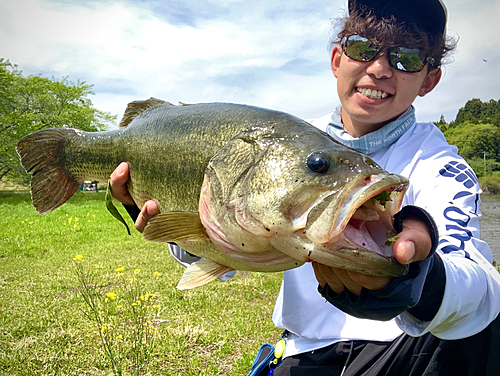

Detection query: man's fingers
xmin=109 ymin=162 xmax=135 ymax=206
xmin=392 ymin=218 xmax=432 ymax=264
xmin=135 ymin=200 xmax=159 ymax=233
xmin=347 ymin=271 xmax=391 ymax=291
xmin=312 ymin=262 xmax=345 ymax=294
xmin=333 ymin=268 xmax=363 ymax=296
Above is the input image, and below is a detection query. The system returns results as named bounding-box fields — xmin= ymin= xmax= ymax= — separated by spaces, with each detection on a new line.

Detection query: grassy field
xmin=0 ymin=191 xmax=283 ymax=375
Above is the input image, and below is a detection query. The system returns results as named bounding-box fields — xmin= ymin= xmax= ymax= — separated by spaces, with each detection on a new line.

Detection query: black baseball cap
xmin=348 ymin=0 xmax=447 ymax=37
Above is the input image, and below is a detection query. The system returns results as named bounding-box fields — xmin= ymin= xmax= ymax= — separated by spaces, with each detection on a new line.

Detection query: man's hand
xmin=312 ymin=217 xmax=433 ymax=295
xmin=109 ymin=162 xmax=159 ymax=233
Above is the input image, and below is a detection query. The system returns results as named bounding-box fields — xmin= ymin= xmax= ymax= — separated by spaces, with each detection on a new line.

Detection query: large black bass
xmin=17 ymin=98 xmax=409 ymax=289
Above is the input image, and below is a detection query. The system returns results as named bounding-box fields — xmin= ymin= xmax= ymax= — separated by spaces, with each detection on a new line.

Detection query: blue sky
xmin=1 ymin=0 xmax=499 ymax=127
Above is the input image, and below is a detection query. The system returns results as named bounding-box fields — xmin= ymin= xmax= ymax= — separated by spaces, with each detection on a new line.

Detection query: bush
xmin=479 ymin=171 xmax=500 ymax=194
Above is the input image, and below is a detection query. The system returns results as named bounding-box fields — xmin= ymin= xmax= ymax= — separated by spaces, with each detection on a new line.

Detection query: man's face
xmin=331 ymin=44 xmax=441 ymax=138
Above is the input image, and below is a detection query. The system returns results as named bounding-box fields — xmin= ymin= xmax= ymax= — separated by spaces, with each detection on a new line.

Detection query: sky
xmin=1 ymin=0 xmax=499 ymax=128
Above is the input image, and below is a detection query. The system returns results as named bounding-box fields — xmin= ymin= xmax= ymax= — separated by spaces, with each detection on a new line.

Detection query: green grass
xmin=0 ymin=191 xmax=282 ymax=375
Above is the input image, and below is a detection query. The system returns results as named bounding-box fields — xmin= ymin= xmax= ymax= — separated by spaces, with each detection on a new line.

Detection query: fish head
xmin=200 ymin=119 xmax=409 ymax=276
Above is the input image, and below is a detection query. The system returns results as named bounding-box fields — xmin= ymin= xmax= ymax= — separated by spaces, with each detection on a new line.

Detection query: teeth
xmin=357 ymin=88 xmax=388 ymax=99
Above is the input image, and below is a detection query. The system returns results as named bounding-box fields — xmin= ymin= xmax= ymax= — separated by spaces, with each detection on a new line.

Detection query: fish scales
xmin=17 ymin=99 xmax=410 ymax=289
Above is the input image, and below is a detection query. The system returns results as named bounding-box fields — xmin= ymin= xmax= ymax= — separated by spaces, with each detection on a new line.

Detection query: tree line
xmin=0 ymin=59 xmax=115 ymax=183
xmin=1 ymin=58 xmax=499 ymax=193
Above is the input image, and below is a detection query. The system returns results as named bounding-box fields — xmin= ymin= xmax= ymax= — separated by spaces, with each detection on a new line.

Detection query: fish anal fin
xmin=237 ymin=270 xmax=251 ymax=279
xmin=142 ymin=211 xmax=209 ymax=243
xmin=118 ymin=98 xmax=173 ymax=128
xmin=177 ymin=260 xmax=235 ymax=290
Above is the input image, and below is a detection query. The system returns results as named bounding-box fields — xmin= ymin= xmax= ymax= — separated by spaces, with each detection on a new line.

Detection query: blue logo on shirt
xmin=437 ymin=161 xmax=480 ymax=260
xmin=439 ymin=161 xmax=478 ymax=189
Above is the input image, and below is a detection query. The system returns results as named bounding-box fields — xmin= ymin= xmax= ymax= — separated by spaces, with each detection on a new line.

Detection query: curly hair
xmin=330 ymin=7 xmax=457 ymax=68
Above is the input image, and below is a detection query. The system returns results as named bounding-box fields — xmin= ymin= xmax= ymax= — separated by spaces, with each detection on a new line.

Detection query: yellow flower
xmin=134 ymin=269 xmax=140 ymax=275
xmin=68 ymin=217 xmax=72 ymax=225
xmin=115 ymin=267 xmax=125 ymax=273
xmin=144 ymin=293 xmax=155 ymax=301
xmin=115 ymin=334 xmax=123 ymax=340
xmin=105 ymin=292 xmax=117 ymax=300
xmin=153 ymin=271 xmax=162 ymax=277
xmin=129 ymin=278 xmax=136 ymax=283
xmin=73 ymin=255 xmax=83 ymax=261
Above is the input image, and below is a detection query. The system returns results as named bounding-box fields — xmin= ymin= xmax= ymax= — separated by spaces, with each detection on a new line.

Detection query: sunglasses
xmin=341 ymin=34 xmax=436 ymax=73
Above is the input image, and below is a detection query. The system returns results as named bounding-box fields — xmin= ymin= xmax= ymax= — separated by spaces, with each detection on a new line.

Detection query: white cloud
xmin=1 ymin=0 xmax=498 ymax=126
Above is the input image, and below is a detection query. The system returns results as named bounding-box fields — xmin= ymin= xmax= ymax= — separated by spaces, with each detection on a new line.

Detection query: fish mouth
xmin=304 ymin=173 xmax=409 ymax=276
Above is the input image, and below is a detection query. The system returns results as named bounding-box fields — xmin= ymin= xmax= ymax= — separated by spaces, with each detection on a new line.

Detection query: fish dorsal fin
xmin=118 ymin=97 xmax=174 ymax=128
xmin=142 ymin=211 xmax=209 ymax=243
xmin=177 ymin=259 xmax=235 ymax=290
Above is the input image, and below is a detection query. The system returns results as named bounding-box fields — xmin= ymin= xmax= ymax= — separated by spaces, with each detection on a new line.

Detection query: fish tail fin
xmin=16 ymin=128 xmax=83 ymax=214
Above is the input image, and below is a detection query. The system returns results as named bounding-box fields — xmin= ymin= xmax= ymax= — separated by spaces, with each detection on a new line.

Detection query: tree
xmin=443 ymin=121 xmax=500 ymax=165
xmin=434 ymin=114 xmax=449 ymax=132
xmin=451 ymin=98 xmax=500 ymax=128
xmin=0 ymin=59 xmax=116 ymax=182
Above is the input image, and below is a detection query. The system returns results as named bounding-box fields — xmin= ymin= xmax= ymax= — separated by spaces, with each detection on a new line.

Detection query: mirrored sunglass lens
xmin=389 ymin=47 xmax=425 ymax=72
xmin=345 ymin=36 xmax=379 ymax=62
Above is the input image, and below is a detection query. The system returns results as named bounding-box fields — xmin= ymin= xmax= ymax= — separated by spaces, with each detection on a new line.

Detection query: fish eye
xmin=306 ymin=152 xmax=331 ymax=174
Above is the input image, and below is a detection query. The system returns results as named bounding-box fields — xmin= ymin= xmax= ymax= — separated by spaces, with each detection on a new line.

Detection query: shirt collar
xmin=326 ymin=106 xmax=416 ymax=154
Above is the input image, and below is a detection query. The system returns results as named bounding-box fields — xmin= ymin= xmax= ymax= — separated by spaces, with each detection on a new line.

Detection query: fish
xmin=16 ymin=98 xmax=409 ymax=289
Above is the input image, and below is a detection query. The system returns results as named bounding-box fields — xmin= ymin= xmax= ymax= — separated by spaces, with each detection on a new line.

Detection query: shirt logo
xmin=439 ymin=161 xmax=478 ymax=189
xmin=438 ymin=160 xmax=479 ymax=260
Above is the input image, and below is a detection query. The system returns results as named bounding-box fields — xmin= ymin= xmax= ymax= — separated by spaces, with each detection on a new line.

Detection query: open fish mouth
xmin=303 ymin=173 xmax=410 ymax=276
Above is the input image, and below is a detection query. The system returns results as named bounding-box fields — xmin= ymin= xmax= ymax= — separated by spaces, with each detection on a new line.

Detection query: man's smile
xmin=356 ymin=87 xmax=390 ymax=99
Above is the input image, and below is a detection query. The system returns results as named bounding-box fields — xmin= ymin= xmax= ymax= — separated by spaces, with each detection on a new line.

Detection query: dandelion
xmin=101 ymin=324 xmax=110 ymax=333
xmin=115 ymin=267 xmax=125 ymax=273
xmin=68 ymin=217 xmax=72 ymax=225
xmin=87 ymin=212 xmax=90 ymax=217
xmin=134 ymin=269 xmax=140 ymax=275
xmin=129 ymin=278 xmax=137 ymax=283
xmin=115 ymin=334 xmax=123 ymax=340
xmin=73 ymin=255 xmax=83 ymax=261
xmin=153 ymin=271 xmax=162 ymax=277
xmin=105 ymin=292 xmax=117 ymax=301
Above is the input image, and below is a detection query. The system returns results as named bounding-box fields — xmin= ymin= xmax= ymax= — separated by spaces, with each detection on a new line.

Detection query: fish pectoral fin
xmin=142 ymin=211 xmax=209 ymax=243
xmin=176 ymin=260 xmax=235 ymax=290
xmin=105 ymin=181 xmax=131 ymax=235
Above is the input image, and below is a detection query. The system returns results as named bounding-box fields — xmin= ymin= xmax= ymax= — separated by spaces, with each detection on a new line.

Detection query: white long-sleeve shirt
xmin=272 ymin=112 xmax=500 ymax=357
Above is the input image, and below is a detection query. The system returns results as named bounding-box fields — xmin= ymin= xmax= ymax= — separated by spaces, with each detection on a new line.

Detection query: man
xmin=111 ymin=0 xmax=500 ymax=374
